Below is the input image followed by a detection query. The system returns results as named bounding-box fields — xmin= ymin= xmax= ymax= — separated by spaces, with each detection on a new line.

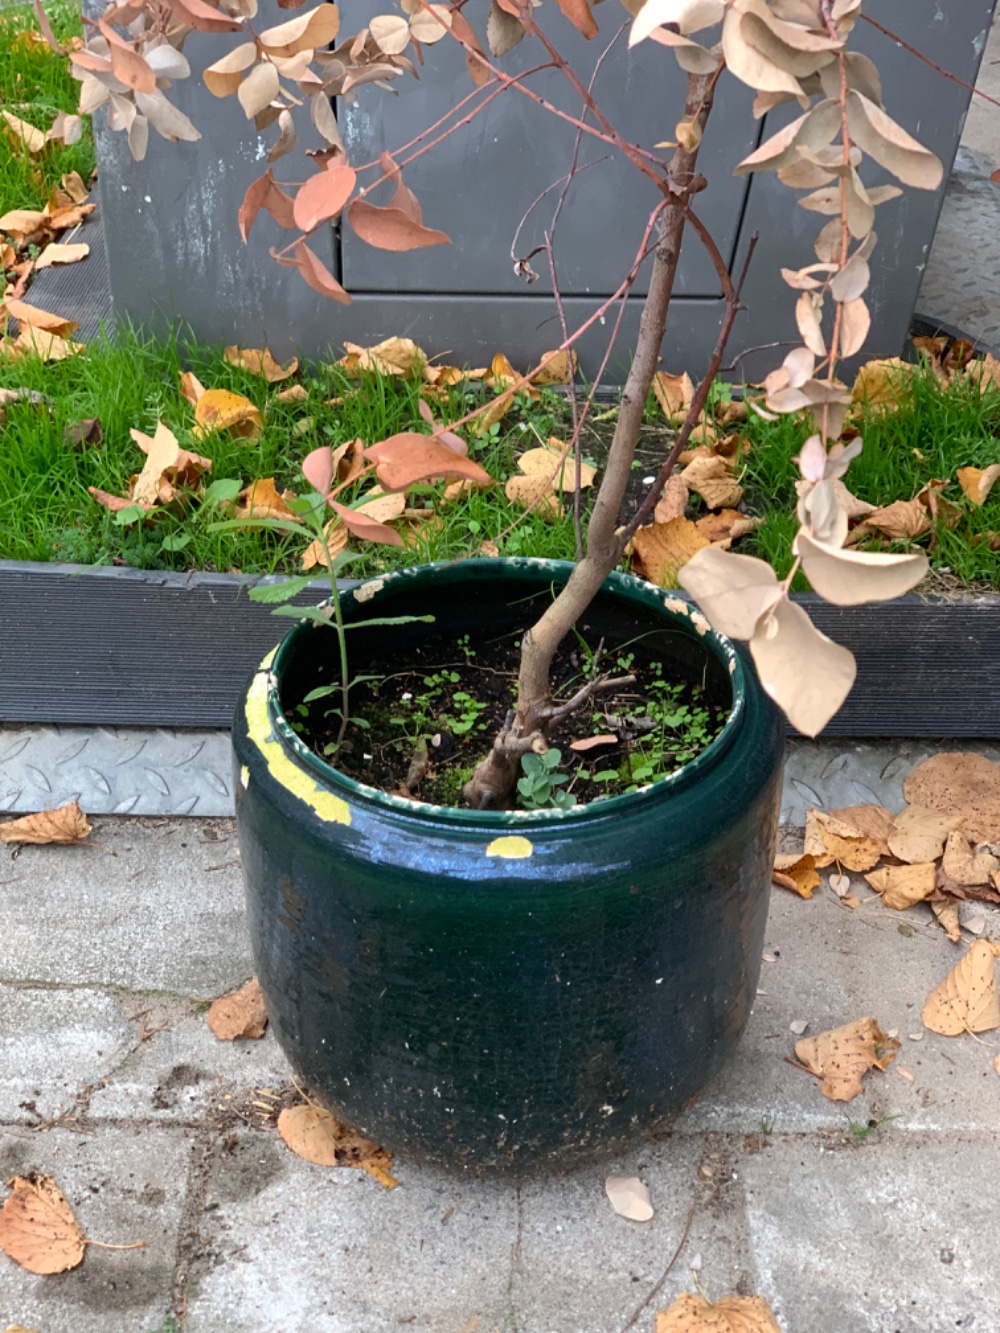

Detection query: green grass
xmin=742 ymin=362 xmax=1000 ymax=590
xmin=0 ymin=327 xmax=589 ymax=575
xmin=0 ymin=0 xmax=95 ymax=215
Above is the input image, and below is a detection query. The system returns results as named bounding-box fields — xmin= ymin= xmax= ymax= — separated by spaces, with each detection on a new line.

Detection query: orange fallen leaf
xmin=88 ymin=486 xmax=151 ymax=514
xmin=656 ymin=1291 xmax=781 ymax=1332
xmin=632 ymin=517 xmax=709 ymax=588
xmin=224 ymin=345 xmax=298 ymax=382
xmin=794 ymin=1017 xmax=899 ymax=1101
xmin=277 ymin=1103 xmax=398 ymax=1187
xmin=803 ymin=809 xmax=882 ymax=872
xmin=695 ymin=507 xmax=761 ymax=548
xmin=34 ymin=242 xmax=89 ymax=270
xmin=887 ymin=803 xmax=960 ymax=864
xmin=206 ymin=977 xmax=268 ymax=1040
xmin=193 ymin=388 xmax=262 ymax=442
xmin=3 ymin=328 xmax=84 ymax=362
xmin=851 ymin=357 xmax=914 ymax=413
xmin=2 ymin=110 xmax=47 ymax=154
xmin=772 ymin=851 xmax=820 ymax=898
xmin=864 ymin=862 xmax=936 ymax=910
xmin=179 ymin=370 xmax=206 ymax=406
xmin=569 ymin=734 xmax=618 ymax=753
xmin=0 ymin=800 xmax=91 ymax=845
xmin=335 ymin=337 xmax=423 ymax=378
xmin=505 ymin=439 xmax=595 ymax=516
xmin=301 ymin=518 xmax=349 ymax=569
xmin=827 ymin=804 xmax=895 ymax=857
xmin=923 ymin=940 xmax=1000 ymax=1035
xmin=4 ymin=297 xmax=78 ymax=337
xmin=652 ymin=369 xmax=694 ymax=423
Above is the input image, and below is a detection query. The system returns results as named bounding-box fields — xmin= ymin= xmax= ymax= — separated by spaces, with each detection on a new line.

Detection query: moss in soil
xmin=288 ymin=619 xmax=728 ymax=809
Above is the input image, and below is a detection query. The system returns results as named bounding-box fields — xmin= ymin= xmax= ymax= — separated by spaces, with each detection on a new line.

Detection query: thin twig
xmin=618 ymin=1198 xmax=698 ymax=1332
xmin=861 ymin=12 xmax=1000 ymax=111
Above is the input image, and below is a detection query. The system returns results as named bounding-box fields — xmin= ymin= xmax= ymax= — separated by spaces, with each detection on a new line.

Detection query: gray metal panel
xmin=87 ymin=0 xmax=338 ymax=360
xmin=733 ymin=0 xmax=998 ymax=382
xmin=339 ymin=11 xmax=758 ymax=298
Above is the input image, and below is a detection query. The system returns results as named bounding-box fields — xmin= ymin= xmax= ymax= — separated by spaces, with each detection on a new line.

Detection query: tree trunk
xmin=463 ymin=69 xmax=719 ymax=809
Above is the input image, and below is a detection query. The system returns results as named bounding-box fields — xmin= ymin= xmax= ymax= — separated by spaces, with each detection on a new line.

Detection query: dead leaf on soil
xmin=956 ymin=464 xmax=1000 ymax=507
xmin=652 ymin=369 xmax=694 ymax=424
xmin=904 ymin=752 xmax=1000 ymax=844
xmin=656 ymin=1290 xmax=781 ymax=1331
xmin=632 ymin=517 xmax=709 ymax=588
xmin=864 ymin=862 xmax=936 ymax=911
xmin=301 ymin=518 xmax=349 ymax=569
xmin=224 ymin=345 xmax=298 ymax=382
xmin=531 ymin=349 xmax=577 ymax=385
xmin=0 ymin=1175 xmax=86 ymax=1274
xmin=604 ymin=1174 xmax=653 ymax=1222
xmin=803 ymin=809 xmax=882 ymax=872
xmin=130 ymin=421 xmax=212 ymax=507
xmin=931 ymin=899 xmax=962 ymax=943
xmin=276 ymin=383 xmax=309 ymax=403
xmin=681 ymin=454 xmax=743 ymax=510
xmin=922 ymin=939 xmax=1000 ymax=1035
xmin=179 ymin=370 xmax=207 ymax=406
xmin=0 ymin=800 xmax=91 ymax=846
xmin=851 ymin=357 xmax=914 ymax=414
xmin=64 ymin=417 xmax=102 ymax=448
xmin=2 ymin=328 xmax=84 ymax=362
xmin=827 ymin=804 xmax=895 ymax=857
xmin=772 ymin=852 xmax=820 ymax=898
xmin=277 ymin=1102 xmax=398 ymax=1187
xmin=794 ymin=1016 xmax=900 ymax=1102
xmin=850 ymin=497 xmax=931 ymax=542
xmin=505 ymin=439 xmax=594 ymax=516
xmin=654 ymin=474 xmax=688 ymax=524
xmin=941 ymin=830 xmax=1000 ymax=887
xmin=887 ymin=803 xmax=960 ymax=864
xmin=569 ymin=734 xmax=617 ymax=753
xmin=206 ymin=977 xmax=268 ymax=1040
xmin=192 ymin=388 xmax=262 ymax=442
xmin=695 ymin=508 xmax=761 ymax=548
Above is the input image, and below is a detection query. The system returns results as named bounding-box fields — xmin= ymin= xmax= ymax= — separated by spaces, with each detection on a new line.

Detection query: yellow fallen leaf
xmin=851 ymin=357 xmax=914 ymax=413
xmin=632 ymin=517 xmax=709 ymax=589
xmin=794 ymin=1016 xmax=899 ymax=1102
xmin=302 ymin=518 xmax=349 ymax=569
xmin=2 ymin=110 xmax=47 ymax=154
xmin=224 ymin=344 xmax=298 ymax=382
xmin=681 ymin=454 xmax=743 ymax=510
xmin=3 ymin=328 xmax=84 ymax=362
xmin=956 ymin=464 xmax=1000 ymax=507
xmin=355 ymin=487 xmax=407 ymax=524
xmin=803 ymin=809 xmax=882 ymax=872
xmin=656 ymin=1290 xmax=781 ymax=1332
xmin=336 ymin=337 xmax=423 ymax=378
xmin=887 ymin=803 xmax=960 ymax=863
xmin=864 ymin=862 xmax=936 ymax=910
xmin=276 ymin=383 xmax=309 ymax=403
xmin=0 ymin=800 xmax=91 ymax=845
xmin=34 ymin=241 xmax=90 ymax=269
xmin=4 ymin=297 xmax=78 ymax=337
xmin=206 ymin=977 xmax=268 ymax=1040
xmin=277 ymin=1103 xmax=398 ymax=1187
xmin=827 ymin=804 xmax=895 ymax=857
xmin=772 ymin=851 xmax=820 ymax=898
xmin=0 ymin=208 xmax=46 ymax=239
xmin=131 ymin=421 xmax=212 ymax=506
xmin=931 ymin=899 xmax=961 ymax=943
xmin=922 ymin=939 xmax=1000 ymax=1035
xmin=235 ymin=478 xmax=299 ymax=521
xmin=193 ymin=388 xmax=262 ymax=442
xmin=532 ymin=349 xmax=577 ymax=385
xmin=505 ymin=439 xmax=595 ymax=516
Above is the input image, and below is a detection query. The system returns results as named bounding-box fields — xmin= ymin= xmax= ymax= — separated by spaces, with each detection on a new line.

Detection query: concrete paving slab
xmin=0 ymin=819 xmax=251 ymax=995
xmin=0 ymin=1125 xmax=193 ymax=1333
xmin=182 ymin=1136 xmax=518 ymax=1333
xmin=742 ymin=1132 xmax=1000 ymax=1333
xmin=0 ymin=984 xmax=133 ymax=1124
xmin=89 ymin=1018 xmax=293 ymax=1123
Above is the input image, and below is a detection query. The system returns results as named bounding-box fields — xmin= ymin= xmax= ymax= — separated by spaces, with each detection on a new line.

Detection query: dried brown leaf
xmin=235 ymin=478 xmax=299 ymax=521
xmin=886 ymin=803 xmax=958 ymax=863
xmin=922 ymin=939 xmax=1000 ymax=1035
xmin=773 ymin=851 xmax=820 ymax=898
xmin=864 ymin=862 xmax=936 ymax=911
xmin=224 ymin=345 xmax=298 ymax=382
xmin=827 ymin=804 xmax=895 ymax=857
xmin=604 ymin=1174 xmax=653 ymax=1222
xmin=656 ymin=1291 xmax=781 ymax=1332
xmin=206 ymin=977 xmax=268 ymax=1040
xmin=277 ymin=1102 xmax=398 ymax=1186
xmin=931 ymin=899 xmax=962 ymax=943
xmin=336 ymin=338 xmax=423 ymax=378
xmin=193 ymin=388 xmax=262 ymax=442
xmin=904 ymin=752 xmax=1000 ymax=845
xmin=956 ymin=464 xmax=1000 ymax=507
xmin=851 ymin=357 xmax=914 ymax=413
xmin=0 ymin=800 xmax=91 ymax=846
xmin=632 ymin=517 xmax=709 ymax=588
xmin=941 ymin=830 xmax=1000 ymax=887
xmin=652 ymin=369 xmax=695 ymax=423
xmin=532 ymin=349 xmax=577 ymax=385
xmin=34 ymin=242 xmax=89 ymax=270
xmin=794 ymin=1016 xmax=899 ymax=1102
xmin=0 ymin=1175 xmax=86 ymax=1274
xmin=695 ymin=507 xmax=761 ymax=547
xmin=681 ymin=454 xmax=743 ymax=510
xmin=803 ymin=809 xmax=882 ymax=872
xmin=850 ymin=496 xmax=931 ymax=542
xmin=655 ymin=474 xmax=689 ymax=524
xmin=131 ymin=421 xmax=212 ymax=506
xmin=366 ymin=433 xmax=492 ymax=492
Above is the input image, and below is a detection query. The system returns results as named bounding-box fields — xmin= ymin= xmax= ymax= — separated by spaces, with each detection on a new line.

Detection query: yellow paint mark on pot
xmin=486 ymin=835 xmax=534 ymax=859
xmin=244 ymin=652 xmax=351 ymax=827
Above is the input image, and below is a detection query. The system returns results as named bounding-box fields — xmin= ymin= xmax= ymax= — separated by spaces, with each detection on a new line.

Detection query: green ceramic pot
xmin=232 ymin=558 xmax=784 ymax=1171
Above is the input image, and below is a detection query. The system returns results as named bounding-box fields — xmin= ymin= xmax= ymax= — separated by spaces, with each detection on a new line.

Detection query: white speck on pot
xmin=354 ymin=578 xmax=384 ymax=603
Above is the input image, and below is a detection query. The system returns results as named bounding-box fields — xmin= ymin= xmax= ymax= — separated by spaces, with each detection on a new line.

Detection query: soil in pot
xmin=282 ymin=583 xmax=730 ymax=809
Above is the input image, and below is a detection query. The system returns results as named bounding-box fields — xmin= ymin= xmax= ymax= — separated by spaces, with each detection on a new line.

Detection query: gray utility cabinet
xmin=91 ymin=0 xmax=995 ymax=379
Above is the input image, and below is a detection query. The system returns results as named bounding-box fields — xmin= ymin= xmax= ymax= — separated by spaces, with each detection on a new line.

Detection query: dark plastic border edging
xmin=1 ymin=560 xmax=997 ymax=735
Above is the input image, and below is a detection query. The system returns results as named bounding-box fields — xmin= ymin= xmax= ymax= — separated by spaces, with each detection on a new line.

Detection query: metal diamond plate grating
xmin=3 ymin=727 xmax=1000 ymax=822
xmin=0 ymin=726 xmax=234 ymax=816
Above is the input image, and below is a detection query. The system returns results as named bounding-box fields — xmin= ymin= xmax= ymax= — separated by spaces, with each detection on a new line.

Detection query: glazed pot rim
xmin=260 ymin=557 xmax=747 ymax=829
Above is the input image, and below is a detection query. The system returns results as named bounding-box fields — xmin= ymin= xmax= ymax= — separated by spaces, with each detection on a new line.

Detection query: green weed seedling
xmin=518 ymin=748 xmax=576 ymax=811
xmin=845 ymin=1112 xmax=901 ymax=1142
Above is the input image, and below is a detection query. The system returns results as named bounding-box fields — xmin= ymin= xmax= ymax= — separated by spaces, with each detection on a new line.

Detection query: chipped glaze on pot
xmin=232 ymin=559 xmax=785 ymax=1171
